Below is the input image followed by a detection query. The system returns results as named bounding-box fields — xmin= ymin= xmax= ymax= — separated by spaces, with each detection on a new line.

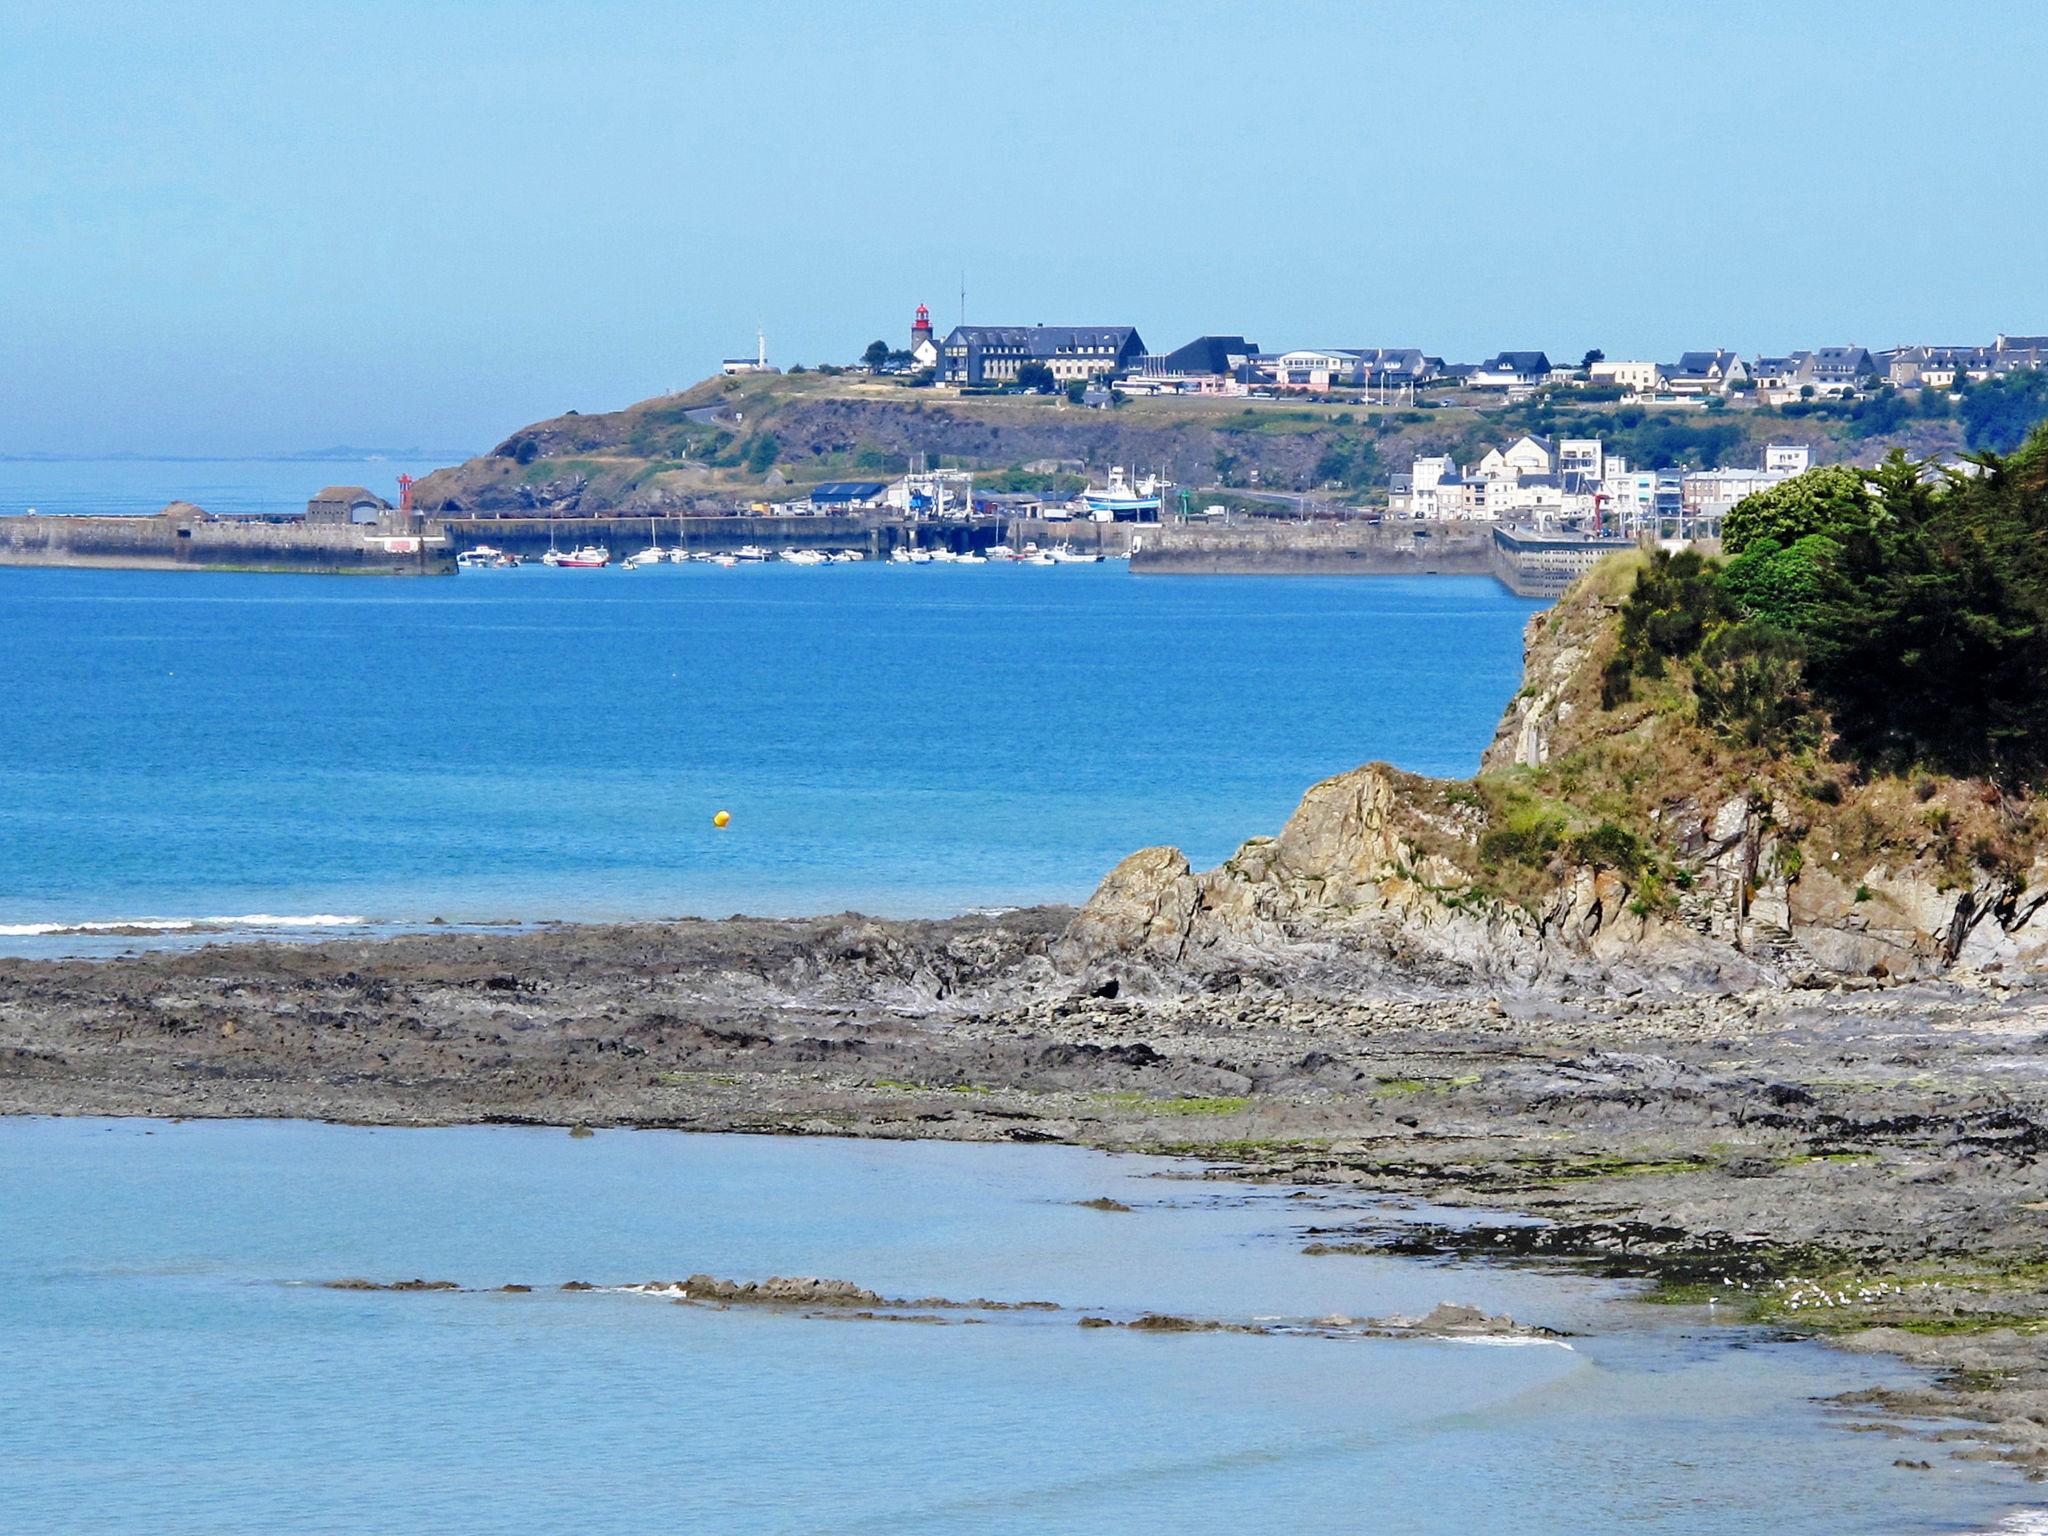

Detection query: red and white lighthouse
xmin=911 ymin=303 xmax=933 ymax=350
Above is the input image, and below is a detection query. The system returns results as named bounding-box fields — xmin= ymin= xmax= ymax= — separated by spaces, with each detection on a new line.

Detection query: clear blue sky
xmin=5 ymin=0 xmax=2045 ymax=455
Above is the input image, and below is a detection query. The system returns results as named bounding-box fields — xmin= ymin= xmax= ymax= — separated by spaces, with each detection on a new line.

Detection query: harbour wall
xmin=1130 ymin=520 xmax=1639 ymax=598
xmin=1131 ymin=520 xmax=1497 ymax=578
xmin=0 ymin=513 xmax=452 ymax=575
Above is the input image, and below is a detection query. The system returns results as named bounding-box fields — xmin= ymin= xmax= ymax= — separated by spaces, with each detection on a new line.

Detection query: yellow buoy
xmin=713 ymin=810 xmax=731 ymax=828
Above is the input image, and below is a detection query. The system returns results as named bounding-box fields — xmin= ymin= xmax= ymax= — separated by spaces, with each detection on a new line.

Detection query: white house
xmin=1501 ymin=434 xmax=1556 ymax=476
xmin=1557 ymin=438 xmax=1604 ymax=482
xmin=1470 ymin=351 xmax=1553 ymax=390
xmin=1764 ymin=443 xmax=1812 ymax=476
xmin=1253 ymin=349 xmax=1366 ymax=392
xmin=1588 ymin=360 xmax=1664 ymax=393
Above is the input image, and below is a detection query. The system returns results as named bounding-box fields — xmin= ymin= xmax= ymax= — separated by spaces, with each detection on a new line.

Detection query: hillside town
xmin=700 ymin=306 xmax=2048 ymax=535
xmin=824 ymin=306 xmax=2048 ymax=405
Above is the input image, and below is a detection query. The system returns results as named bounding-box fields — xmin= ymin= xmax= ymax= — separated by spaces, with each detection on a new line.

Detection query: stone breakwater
xmin=1129 ymin=520 xmax=1632 ymax=598
xmin=0 ymin=509 xmax=451 ymax=575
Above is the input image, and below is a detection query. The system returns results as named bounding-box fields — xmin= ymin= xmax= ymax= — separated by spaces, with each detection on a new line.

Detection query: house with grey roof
xmin=1994 ymin=334 xmax=2048 ymax=372
xmin=1470 ymin=351 xmax=1553 ymax=389
xmin=939 ymin=325 xmax=1145 ymax=386
xmin=1664 ymin=349 xmax=1749 ymax=396
xmin=1794 ymin=347 xmax=1880 ymax=396
xmin=1887 ymin=345 xmax=1994 ymax=389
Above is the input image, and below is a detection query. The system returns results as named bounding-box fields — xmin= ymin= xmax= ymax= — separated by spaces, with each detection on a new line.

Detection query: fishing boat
xmin=1080 ymin=467 xmax=1165 ymax=520
xmin=456 ymin=544 xmax=505 ymax=569
xmin=1048 ymin=543 xmax=1100 ymax=564
xmin=734 ymin=545 xmax=769 ymax=563
xmin=1021 ymin=550 xmax=1055 ymax=566
xmin=553 ymin=545 xmax=610 ymax=568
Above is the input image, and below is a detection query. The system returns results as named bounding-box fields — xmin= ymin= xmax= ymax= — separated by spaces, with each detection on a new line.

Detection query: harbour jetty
xmin=0 ymin=497 xmax=452 ymax=576
xmin=1131 ymin=519 xmax=1635 ymax=597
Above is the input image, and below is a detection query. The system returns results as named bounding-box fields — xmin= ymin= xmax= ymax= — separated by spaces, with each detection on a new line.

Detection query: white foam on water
xmin=0 ymin=914 xmax=368 ymax=937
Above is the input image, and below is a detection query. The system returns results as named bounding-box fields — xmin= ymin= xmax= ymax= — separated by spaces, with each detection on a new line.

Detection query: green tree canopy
xmin=1959 ymin=369 xmax=2048 ymax=452
xmin=1722 ymin=464 xmax=1876 ymax=555
xmin=1615 ymin=438 xmax=2048 ymax=782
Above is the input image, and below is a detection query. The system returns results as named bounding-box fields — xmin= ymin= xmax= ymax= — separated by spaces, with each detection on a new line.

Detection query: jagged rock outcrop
xmin=1058 ymin=560 xmax=2048 ymax=995
xmin=1054 ymin=764 xmax=1774 ymax=995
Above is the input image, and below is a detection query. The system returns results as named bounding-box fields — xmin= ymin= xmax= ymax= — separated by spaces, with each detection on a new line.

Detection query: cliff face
xmin=1058 ymin=558 xmax=2048 ymax=995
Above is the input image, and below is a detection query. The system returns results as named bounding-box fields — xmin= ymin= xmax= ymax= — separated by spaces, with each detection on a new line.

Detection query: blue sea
xmin=0 ymin=1117 xmax=2031 ymax=1535
xmin=0 ymin=483 xmax=1545 ymax=948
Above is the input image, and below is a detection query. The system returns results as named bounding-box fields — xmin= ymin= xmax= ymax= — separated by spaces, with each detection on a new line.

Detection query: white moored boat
xmin=1048 ymin=543 xmax=1100 ymax=564
xmin=622 ymin=518 xmax=666 ymax=567
xmin=733 ymin=545 xmax=769 ymax=563
xmin=553 ymin=545 xmax=610 ymax=568
xmin=456 ymin=544 xmax=505 ymax=569
xmin=782 ymin=548 xmax=828 ymax=565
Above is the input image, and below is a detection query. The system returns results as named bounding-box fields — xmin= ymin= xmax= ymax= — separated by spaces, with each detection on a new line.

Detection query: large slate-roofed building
xmin=940 ymin=325 xmax=1145 ymax=385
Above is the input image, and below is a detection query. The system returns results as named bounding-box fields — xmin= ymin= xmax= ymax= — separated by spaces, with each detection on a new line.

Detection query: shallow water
xmin=0 ymin=1118 xmax=2028 ymax=1534
xmin=0 ymin=559 xmax=1538 ymax=947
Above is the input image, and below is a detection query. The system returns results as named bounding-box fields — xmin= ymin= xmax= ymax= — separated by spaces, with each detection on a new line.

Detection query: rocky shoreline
xmin=4 ymin=910 xmax=2046 ymax=1479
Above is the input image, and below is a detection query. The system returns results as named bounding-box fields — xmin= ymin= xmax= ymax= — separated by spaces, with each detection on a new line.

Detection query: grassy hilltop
xmin=410 ymin=371 xmax=1978 ymax=516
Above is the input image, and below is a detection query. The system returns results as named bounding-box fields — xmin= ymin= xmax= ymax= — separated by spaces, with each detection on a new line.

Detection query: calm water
xmin=0 ymin=1117 xmax=2027 ymax=1535
xmin=0 ymin=559 xmax=1539 ymax=947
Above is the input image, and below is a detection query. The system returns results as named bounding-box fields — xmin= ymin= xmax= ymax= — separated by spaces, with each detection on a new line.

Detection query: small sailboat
xmin=624 ymin=518 xmax=666 ymax=567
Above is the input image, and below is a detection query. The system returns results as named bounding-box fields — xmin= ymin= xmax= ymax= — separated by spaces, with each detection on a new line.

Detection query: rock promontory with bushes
xmin=1061 ymin=433 xmax=2048 ymax=993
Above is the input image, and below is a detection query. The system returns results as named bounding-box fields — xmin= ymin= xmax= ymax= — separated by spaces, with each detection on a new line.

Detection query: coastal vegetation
xmin=1605 ymin=434 xmax=2048 ymax=782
